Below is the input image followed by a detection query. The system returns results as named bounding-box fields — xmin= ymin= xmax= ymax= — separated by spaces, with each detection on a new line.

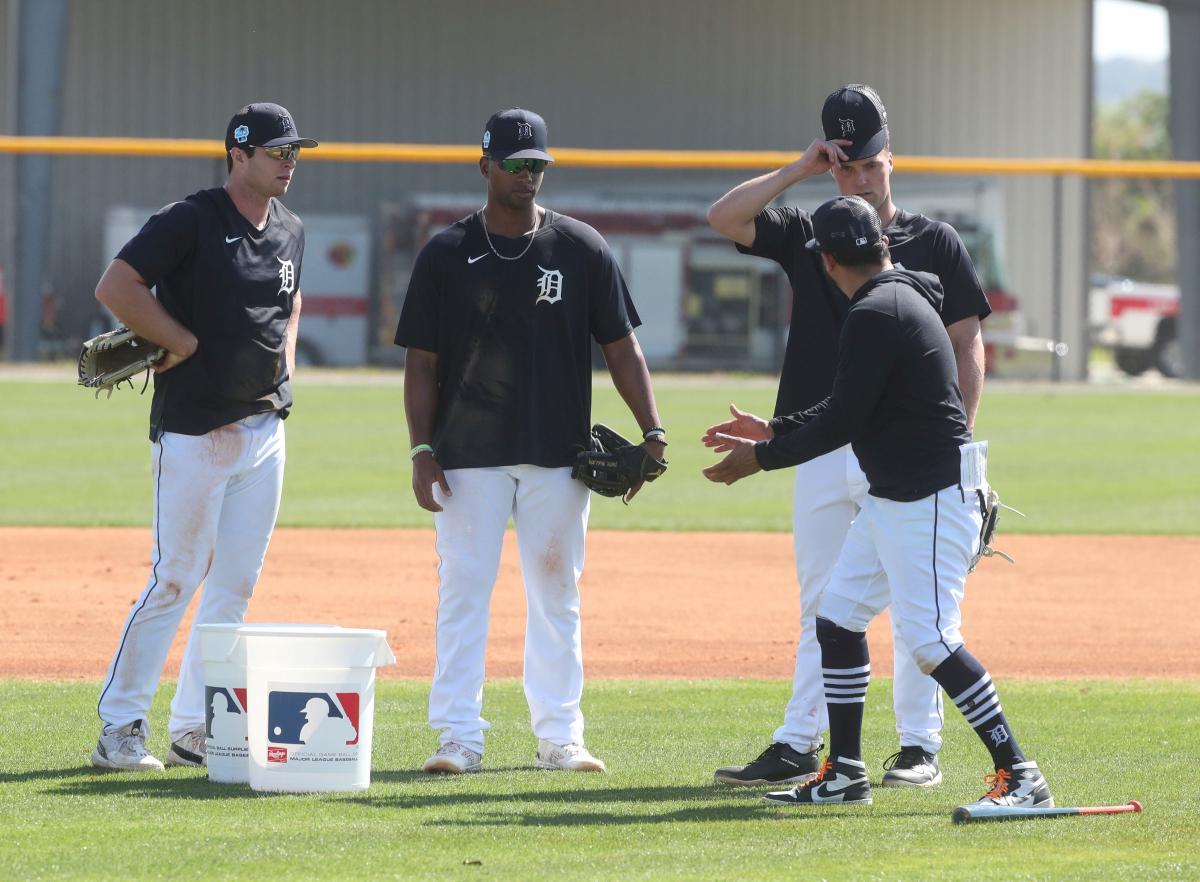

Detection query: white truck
xmin=1089 ymin=275 xmax=1181 ymax=377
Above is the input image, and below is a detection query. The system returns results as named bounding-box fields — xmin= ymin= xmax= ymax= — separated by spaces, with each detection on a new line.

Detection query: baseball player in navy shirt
xmin=705 ymin=196 xmax=1052 ymax=811
xmin=707 ymin=85 xmax=991 ymax=788
xmin=91 ymin=103 xmax=315 ymax=771
xmin=396 ymin=109 xmax=667 ymax=774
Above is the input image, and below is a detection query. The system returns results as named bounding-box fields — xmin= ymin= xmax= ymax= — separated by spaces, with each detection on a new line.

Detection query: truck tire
xmin=1114 ymin=347 xmax=1151 ymax=376
xmin=1153 ymin=320 xmax=1180 ymax=378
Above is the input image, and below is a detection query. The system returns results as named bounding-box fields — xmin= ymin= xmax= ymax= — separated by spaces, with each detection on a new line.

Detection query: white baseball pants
xmin=97 ymin=412 xmax=285 ymax=741
xmin=429 ymin=465 xmax=590 ymax=754
xmin=817 ymin=479 xmax=985 ymax=675
xmin=774 ymin=444 xmax=945 ymax=755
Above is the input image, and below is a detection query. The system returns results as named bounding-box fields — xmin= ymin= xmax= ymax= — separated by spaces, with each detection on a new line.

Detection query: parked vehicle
xmin=948 ymin=216 xmax=1031 ymax=376
xmin=1089 ymin=274 xmax=1181 ymax=377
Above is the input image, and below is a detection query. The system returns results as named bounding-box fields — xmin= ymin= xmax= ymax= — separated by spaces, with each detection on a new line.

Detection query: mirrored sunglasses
xmin=260 ymin=144 xmax=301 ymax=161
xmin=498 ymin=158 xmax=547 ymax=175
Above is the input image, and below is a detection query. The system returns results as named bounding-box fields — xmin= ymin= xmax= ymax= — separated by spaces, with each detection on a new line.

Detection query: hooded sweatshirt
xmin=754 ymin=268 xmax=971 ymax=501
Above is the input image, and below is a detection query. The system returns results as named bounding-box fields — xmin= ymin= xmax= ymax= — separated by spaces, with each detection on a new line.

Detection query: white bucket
xmin=243 ymin=627 xmax=396 ymax=793
xmin=198 ymin=623 xmax=341 ymax=784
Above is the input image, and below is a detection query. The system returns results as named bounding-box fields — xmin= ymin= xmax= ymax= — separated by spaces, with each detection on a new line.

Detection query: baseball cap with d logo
xmin=225 ymin=102 xmax=318 ymax=151
xmin=481 ymin=108 xmax=554 ymax=162
xmin=805 ymin=196 xmax=885 ymax=260
xmin=821 ymin=84 xmax=888 ymax=161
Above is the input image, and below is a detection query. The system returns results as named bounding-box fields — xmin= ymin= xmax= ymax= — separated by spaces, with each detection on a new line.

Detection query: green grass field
xmin=2 ymin=372 xmax=1198 ymax=532
xmin=3 ymin=370 xmax=1197 ymax=879
xmin=2 ymin=678 xmax=1196 ymax=881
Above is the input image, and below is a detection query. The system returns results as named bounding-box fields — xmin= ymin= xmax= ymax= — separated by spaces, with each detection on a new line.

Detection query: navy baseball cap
xmin=482 ymin=109 xmax=554 ymax=162
xmin=225 ymin=103 xmax=318 ymax=151
xmin=805 ymin=196 xmax=885 ymax=259
xmin=822 ymin=85 xmax=889 ymax=161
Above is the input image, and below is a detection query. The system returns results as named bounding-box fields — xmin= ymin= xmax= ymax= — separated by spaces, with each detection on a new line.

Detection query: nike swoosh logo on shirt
xmin=225 ymin=236 xmax=242 ymax=244
xmin=467 ymin=254 xmax=489 ymax=264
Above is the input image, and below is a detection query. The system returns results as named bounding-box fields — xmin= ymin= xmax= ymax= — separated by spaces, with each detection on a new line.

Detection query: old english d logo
xmin=517 ymin=121 xmax=533 ymax=140
xmin=277 ymin=257 xmax=296 ymax=296
xmin=839 ymin=118 xmax=856 ymax=137
xmin=535 ymin=266 xmax=563 ymax=304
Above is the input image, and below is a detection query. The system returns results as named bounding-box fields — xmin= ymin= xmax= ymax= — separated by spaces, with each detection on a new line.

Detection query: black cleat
xmin=714 ymin=741 xmax=823 ymax=786
xmin=881 ymin=745 xmax=942 ymax=787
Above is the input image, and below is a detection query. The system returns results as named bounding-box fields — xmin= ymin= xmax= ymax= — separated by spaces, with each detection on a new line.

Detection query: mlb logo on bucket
xmin=267 ymin=746 xmax=288 ymax=763
xmin=205 ymin=686 xmax=248 ymax=739
xmin=267 ymin=690 xmax=361 ymax=749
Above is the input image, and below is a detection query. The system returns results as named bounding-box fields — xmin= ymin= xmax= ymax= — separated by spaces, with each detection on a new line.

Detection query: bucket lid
xmin=237 ymin=625 xmax=381 ymax=639
xmin=198 ymin=623 xmax=340 ymax=636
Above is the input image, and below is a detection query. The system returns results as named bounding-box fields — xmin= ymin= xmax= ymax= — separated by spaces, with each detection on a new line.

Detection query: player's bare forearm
xmin=402 ymin=348 xmax=440 ymax=447
xmin=285 ymin=290 xmax=301 ymax=378
xmin=600 ymin=333 xmax=662 ymax=437
xmin=96 ymin=258 xmax=197 ymax=361
xmin=403 ymin=347 xmax=449 ymax=511
xmin=707 ymin=140 xmax=852 ymax=246
xmin=948 ymin=317 xmax=985 ymax=430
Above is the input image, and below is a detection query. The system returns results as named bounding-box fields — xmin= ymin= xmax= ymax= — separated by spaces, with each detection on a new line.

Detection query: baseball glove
xmin=571 ymin=423 xmax=668 ymax=502
xmin=969 ymin=487 xmax=1023 ymax=573
xmin=77 ymin=326 xmax=164 ymax=398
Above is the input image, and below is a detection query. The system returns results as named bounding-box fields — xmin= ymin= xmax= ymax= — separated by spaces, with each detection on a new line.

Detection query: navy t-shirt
xmin=739 ymin=206 xmax=991 ymax=416
xmin=117 ymin=187 xmax=305 ymax=440
xmin=394 ymin=210 xmax=640 ymax=469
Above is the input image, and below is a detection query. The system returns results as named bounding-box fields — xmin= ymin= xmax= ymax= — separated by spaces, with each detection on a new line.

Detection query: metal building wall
xmin=1 ymin=0 xmax=12 ymax=317
xmin=31 ymin=0 xmax=1089 ymax=372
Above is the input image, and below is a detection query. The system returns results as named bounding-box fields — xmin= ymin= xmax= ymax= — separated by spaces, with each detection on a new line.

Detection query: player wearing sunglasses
xmin=90 ymin=103 xmax=317 ymax=772
xmin=396 ymin=108 xmax=667 ymax=775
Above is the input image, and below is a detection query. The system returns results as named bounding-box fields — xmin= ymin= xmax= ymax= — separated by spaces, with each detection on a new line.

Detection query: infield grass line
xmin=2 ymin=376 xmax=1197 ymax=533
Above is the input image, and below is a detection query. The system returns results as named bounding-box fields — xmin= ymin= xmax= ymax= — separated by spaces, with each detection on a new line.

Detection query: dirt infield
xmin=3 ymin=528 xmax=1196 ymax=680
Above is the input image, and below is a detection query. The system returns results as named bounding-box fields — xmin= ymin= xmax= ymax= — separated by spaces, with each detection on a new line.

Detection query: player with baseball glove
xmin=706 ymin=84 xmax=993 ymax=790
xmin=571 ymin=423 xmax=668 ymax=502
xmin=77 ymin=326 xmax=165 ymax=397
xmin=396 ymin=108 xmax=667 ymax=776
xmin=91 ymin=102 xmax=315 ymax=774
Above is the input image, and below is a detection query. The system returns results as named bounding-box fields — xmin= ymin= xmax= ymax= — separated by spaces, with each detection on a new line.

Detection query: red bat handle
xmin=1077 ymin=800 xmax=1142 ymax=815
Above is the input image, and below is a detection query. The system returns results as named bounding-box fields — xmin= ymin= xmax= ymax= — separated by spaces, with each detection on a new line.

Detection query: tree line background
xmin=1092 ymin=90 xmax=1174 ymax=284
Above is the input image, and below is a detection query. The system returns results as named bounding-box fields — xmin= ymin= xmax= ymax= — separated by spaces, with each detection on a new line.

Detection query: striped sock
xmin=816 ymin=617 xmax=870 ymax=762
xmin=931 ymin=647 xmax=1025 ymax=769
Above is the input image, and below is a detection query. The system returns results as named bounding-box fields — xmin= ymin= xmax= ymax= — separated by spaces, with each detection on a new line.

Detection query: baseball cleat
xmin=972 ymin=760 xmax=1054 ymax=808
xmin=714 ymin=741 xmax=823 ymax=786
xmin=535 ymin=740 xmax=606 ymax=772
xmin=762 ymin=756 xmax=873 ymax=806
xmin=91 ymin=719 xmax=165 ymax=772
xmin=422 ymin=742 xmax=482 ymax=774
xmin=881 ymin=745 xmax=942 ymax=787
xmin=166 ymin=728 xmax=207 ymax=768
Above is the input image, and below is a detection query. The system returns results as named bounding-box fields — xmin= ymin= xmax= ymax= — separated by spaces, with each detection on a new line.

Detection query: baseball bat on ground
xmin=952 ymin=800 xmax=1142 ymax=824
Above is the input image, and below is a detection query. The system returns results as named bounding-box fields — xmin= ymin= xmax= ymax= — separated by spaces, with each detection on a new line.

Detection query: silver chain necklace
xmin=479 ymin=208 xmax=541 ymax=261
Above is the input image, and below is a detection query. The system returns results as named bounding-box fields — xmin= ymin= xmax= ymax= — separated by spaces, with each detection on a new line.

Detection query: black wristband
xmin=642 ymin=426 xmax=667 ymax=445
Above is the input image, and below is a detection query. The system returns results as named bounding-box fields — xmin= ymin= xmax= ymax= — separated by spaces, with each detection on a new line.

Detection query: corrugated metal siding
xmin=1 ymin=0 xmax=12 ymax=308
xmin=31 ymin=0 xmax=1089 ymax=372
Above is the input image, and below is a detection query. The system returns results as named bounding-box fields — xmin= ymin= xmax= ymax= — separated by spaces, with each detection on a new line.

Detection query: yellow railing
xmin=2 ymin=135 xmax=1199 ymax=178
